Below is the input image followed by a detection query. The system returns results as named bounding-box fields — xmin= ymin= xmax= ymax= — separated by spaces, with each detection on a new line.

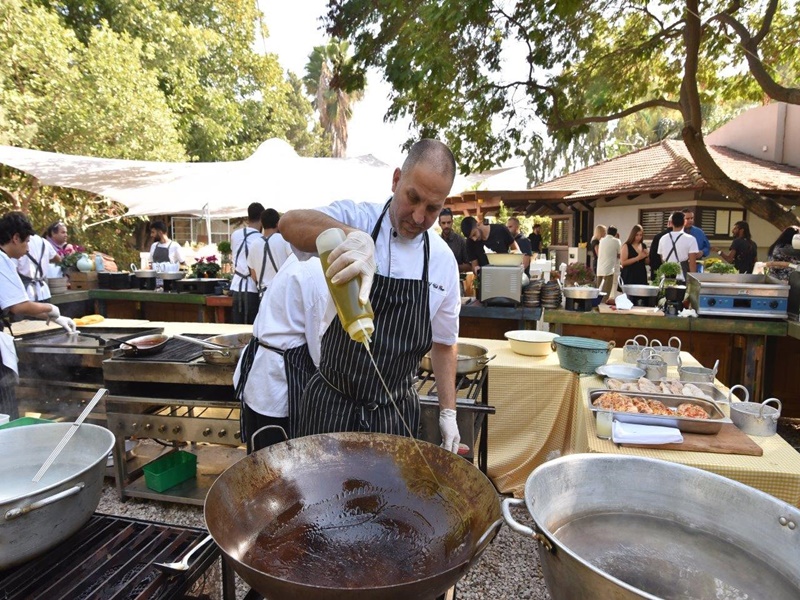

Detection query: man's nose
xmin=412 ymin=205 xmax=426 ymax=224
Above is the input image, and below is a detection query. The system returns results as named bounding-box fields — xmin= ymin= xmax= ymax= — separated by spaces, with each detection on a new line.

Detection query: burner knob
xmin=218 ymin=429 xmax=227 ymax=438
xmin=234 ymin=431 xmax=241 ymax=440
xmin=158 ymin=424 xmax=167 ymax=433
xmin=707 ymin=298 xmax=717 ymax=306
xmin=143 ymin=423 xmax=152 ymax=431
xmin=172 ymin=425 xmax=181 ymax=434
xmin=770 ymin=300 xmax=779 ymax=309
xmin=131 ymin=422 xmax=138 ymax=430
xmin=203 ymin=428 xmax=212 ymax=437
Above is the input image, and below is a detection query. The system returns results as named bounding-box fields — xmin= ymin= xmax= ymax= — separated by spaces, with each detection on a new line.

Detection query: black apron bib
xmin=294 ymin=201 xmax=432 ymax=438
xmin=665 ymin=232 xmax=690 ymax=279
xmin=236 ymin=337 xmax=316 ymax=452
xmin=232 ymin=229 xmax=258 ymax=323
xmin=20 ymin=243 xmax=46 ymax=300
xmin=151 ymin=241 xmax=173 ymax=263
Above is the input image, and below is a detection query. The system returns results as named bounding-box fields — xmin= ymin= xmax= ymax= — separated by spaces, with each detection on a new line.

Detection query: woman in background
xmin=765 ymin=226 xmax=800 ymax=281
xmin=589 ymin=224 xmax=606 ymax=275
xmin=620 ymin=224 xmax=649 ymax=285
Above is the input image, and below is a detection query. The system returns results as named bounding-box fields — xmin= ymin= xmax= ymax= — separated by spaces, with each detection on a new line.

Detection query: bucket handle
xmin=728 ymin=384 xmax=750 ymax=404
xmin=649 ymin=338 xmax=663 ymax=349
xmin=632 ymin=334 xmax=648 ymax=347
xmin=759 ymin=398 xmax=782 ymax=419
xmin=5 ymin=483 xmax=85 ymax=521
xmin=668 ymin=336 xmax=682 ymax=351
xmin=606 ymin=340 xmax=616 ymax=351
xmin=501 ymin=497 xmax=555 ymax=554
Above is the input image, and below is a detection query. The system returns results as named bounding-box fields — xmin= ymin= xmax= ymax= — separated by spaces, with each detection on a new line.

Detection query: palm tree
xmin=303 ymin=39 xmax=364 ymax=158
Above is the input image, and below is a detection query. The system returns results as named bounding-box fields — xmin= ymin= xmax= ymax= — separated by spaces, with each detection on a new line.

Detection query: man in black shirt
xmin=461 ymin=216 xmax=519 ymax=275
xmin=528 ymin=223 xmax=543 ymax=258
xmin=438 ymin=208 xmax=471 ymax=272
xmin=715 ymin=220 xmax=757 ymax=274
xmin=507 ymin=217 xmax=532 ymax=275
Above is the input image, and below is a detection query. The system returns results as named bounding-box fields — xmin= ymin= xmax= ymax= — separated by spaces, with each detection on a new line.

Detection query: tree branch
xmin=549 ymin=98 xmax=682 ymax=131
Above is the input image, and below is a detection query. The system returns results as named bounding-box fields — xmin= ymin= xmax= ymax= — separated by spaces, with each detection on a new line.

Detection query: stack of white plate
xmin=48 ymin=277 xmax=69 ymax=294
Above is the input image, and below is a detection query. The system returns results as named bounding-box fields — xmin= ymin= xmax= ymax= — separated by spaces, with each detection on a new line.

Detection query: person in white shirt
xmin=233 ymin=254 xmax=329 ymax=452
xmin=596 ymin=226 xmax=621 ymax=298
xmin=246 ymin=208 xmax=293 ymax=298
xmin=148 ymin=220 xmax=184 ymax=265
xmin=229 ymin=202 xmax=263 ymax=324
xmin=16 ymin=234 xmax=57 ymax=301
xmin=1 ymin=212 xmax=76 ymax=419
xmin=279 ymin=139 xmax=462 ymax=453
xmin=657 ymin=211 xmax=698 ymax=280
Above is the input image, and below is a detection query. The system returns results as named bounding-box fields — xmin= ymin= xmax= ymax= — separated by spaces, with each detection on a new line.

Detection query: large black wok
xmin=205 ymin=433 xmax=502 ymax=600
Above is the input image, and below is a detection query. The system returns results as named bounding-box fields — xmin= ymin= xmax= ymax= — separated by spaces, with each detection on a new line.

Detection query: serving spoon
xmin=154 ymin=534 xmax=214 ymax=573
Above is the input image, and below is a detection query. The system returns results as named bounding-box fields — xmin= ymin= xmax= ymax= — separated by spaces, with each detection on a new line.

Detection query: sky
xmin=258 ymin=0 xmax=411 ymax=167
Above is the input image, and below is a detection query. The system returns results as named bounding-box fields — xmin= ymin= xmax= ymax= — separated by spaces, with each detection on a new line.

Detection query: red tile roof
xmin=530 ymin=139 xmax=800 ymax=200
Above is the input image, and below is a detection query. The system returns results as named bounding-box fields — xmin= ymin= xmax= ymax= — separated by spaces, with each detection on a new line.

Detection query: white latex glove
xmin=439 ymin=408 xmax=460 ymax=453
xmin=45 ymin=305 xmax=61 ymax=324
xmin=326 ymin=230 xmax=376 ymax=305
xmin=55 ymin=315 xmax=77 ymax=334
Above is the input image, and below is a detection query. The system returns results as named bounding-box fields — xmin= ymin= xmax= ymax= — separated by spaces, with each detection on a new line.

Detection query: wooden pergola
xmin=445 ymin=189 xmax=575 ymax=218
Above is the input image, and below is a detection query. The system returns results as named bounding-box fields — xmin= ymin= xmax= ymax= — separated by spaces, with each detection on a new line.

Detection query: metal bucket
xmin=649 ymin=336 xmax=681 ymax=367
xmin=503 ymin=454 xmax=800 ymax=600
xmin=622 ymin=335 xmax=649 ymax=364
xmin=730 ymin=398 xmax=782 ymax=437
xmin=0 ymin=423 xmax=115 ymax=569
xmin=636 ymin=348 xmax=668 ymax=380
xmin=551 ymin=337 xmax=615 ymax=374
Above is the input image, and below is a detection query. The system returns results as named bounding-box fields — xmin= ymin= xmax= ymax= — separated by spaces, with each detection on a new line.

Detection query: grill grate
xmin=114 ymin=335 xmax=208 ymax=363
xmin=0 ymin=514 xmax=219 ymax=600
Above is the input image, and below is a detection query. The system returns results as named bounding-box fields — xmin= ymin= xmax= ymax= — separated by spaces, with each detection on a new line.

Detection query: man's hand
xmin=439 ymin=408 xmax=460 ymax=453
xmin=45 ymin=305 xmax=61 ymax=325
xmin=326 ymin=230 xmax=376 ymax=305
xmin=55 ymin=316 xmax=77 ymax=334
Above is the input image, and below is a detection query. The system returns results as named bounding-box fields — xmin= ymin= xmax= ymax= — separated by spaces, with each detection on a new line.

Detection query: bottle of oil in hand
xmin=316 ymin=228 xmax=375 ymax=347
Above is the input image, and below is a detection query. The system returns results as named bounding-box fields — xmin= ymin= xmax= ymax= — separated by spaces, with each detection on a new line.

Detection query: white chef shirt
xmin=233 ymin=255 xmax=329 ymax=417
xmin=312 ymin=199 xmax=461 ymax=346
xmin=148 ymin=241 xmax=183 ymax=264
xmin=16 ymin=234 xmax=57 ymax=301
xmin=246 ymin=232 xmax=293 ymax=291
xmin=1 ymin=251 xmax=29 ymax=375
xmin=230 ymin=227 xmax=260 ymax=293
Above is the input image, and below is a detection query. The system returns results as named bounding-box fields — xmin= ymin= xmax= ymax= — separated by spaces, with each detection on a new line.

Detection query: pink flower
xmin=206 ymin=255 xmax=218 ymax=263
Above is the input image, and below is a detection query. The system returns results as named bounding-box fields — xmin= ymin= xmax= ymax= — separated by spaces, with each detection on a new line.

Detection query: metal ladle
xmin=32 ymin=388 xmax=108 ymax=482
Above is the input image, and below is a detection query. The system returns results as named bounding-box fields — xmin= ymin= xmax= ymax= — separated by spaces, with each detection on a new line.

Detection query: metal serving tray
xmin=602 ymin=378 xmax=729 ymax=404
xmin=588 ymin=388 xmax=731 ymax=434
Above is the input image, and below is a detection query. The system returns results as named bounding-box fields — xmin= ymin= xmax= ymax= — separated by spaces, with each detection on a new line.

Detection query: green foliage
xmin=705 ymin=260 xmax=737 ymax=274
xmin=655 ymin=262 xmax=683 ymax=280
xmin=216 ymin=240 xmax=231 ymax=255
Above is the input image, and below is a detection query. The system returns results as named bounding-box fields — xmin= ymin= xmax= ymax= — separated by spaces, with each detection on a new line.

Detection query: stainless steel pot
xmin=201 ymin=332 xmax=250 ymax=365
xmin=622 ymin=335 xmax=649 ymax=364
xmin=420 ymin=342 xmax=494 ymax=375
xmin=622 ymin=284 xmax=660 ymax=297
xmin=636 ymin=348 xmax=668 ymax=380
xmin=649 ymin=336 xmax=681 ymax=366
xmin=562 ymin=286 xmax=600 ymax=300
xmin=502 ymin=454 xmax=800 ymax=600
xmin=730 ymin=397 xmax=782 ymax=436
xmin=0 ymin=423 xmax=115 ymax=569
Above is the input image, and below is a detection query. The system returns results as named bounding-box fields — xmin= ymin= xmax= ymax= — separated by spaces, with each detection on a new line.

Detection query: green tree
xmin=325 ymin=0 xmax=800 ymax=229
xmin=303 ymin=39 xmax=365 ymax=157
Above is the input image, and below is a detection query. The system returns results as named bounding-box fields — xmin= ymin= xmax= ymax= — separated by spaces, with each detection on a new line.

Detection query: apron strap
xmin=369 ymin=199 xmax=430 ymax=282
xmin=258 ymin=234 xmax=278 ymax=294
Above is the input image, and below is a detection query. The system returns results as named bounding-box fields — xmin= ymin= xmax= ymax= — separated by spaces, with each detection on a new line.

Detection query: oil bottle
xmin=316 ymin=228 xmax=375 ymax=348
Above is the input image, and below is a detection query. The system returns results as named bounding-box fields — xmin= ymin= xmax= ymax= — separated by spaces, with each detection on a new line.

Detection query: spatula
xmin=32 ymin=388 xmax=108 ymax=483
xmin=154 ymin=534 xmax=214 ymax=573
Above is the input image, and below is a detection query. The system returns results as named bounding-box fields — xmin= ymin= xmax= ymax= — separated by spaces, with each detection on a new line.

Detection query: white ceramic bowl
xmin=595 ymin=364 xmax=646 ymax=379
xmin=505 ymin=330 xmax=560 ymax=356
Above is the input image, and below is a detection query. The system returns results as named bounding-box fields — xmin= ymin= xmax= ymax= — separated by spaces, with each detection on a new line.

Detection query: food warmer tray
xmin=587 ymin=388 xmax=731 ymax=434
xmin=601 ymin=378 xmax=729 ymax=404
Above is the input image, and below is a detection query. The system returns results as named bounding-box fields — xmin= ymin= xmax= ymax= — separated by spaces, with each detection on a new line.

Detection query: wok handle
xmin=501 ymin=497 xmax=555 ymax=554
xmin=5 ymin=483 xmax=85 ymax=521
xmin=466 ymin=518 xmax=504 ymax=569
xmin=251 ymin=424 xmax=288 ymax=448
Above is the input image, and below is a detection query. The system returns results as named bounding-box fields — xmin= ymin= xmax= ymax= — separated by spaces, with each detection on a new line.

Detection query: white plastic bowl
xmin=505 ymin=330 xmax=560 ymax=356
xmin=487 ymin=253 xmax=524 ymax=266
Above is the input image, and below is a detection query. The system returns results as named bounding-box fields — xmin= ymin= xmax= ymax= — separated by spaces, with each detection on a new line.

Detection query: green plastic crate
xmin=0 ymin=417 xmax=53 ymax=430
xmin=143 ymin=451 xmax=197 ymax=492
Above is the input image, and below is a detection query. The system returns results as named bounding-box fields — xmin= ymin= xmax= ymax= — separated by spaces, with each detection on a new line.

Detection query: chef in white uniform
xmin=246 ymin=208 xmax=293 ymax=298
xmin=17 ymin=233 xmax=57 ymax=301
xmin=1 ymin=212 xmax=77 ymax=420
xmin=233 ymin=254 xmax=329 ymax=452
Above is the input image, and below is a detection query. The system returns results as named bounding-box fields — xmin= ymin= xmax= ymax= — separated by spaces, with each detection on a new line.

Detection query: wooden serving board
xmin=622 ymin=423 xmax=763 ymax=456
xmin=597 ymin=304 xmax=664 ymax=316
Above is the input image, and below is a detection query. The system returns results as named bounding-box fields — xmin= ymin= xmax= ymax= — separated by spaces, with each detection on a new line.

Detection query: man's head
xmin=670 ymin=211 xmax=686 ymax=229
xmin=733 ymin=220 xmax=751 ymax=240
xmin=44 ymin=221 xmax=68 ymax=246
xmin=248 ymin=202 xmax=265 ymax=222
xmin=532 ymin=223 xmax=541 ymax=233
xmin=261 ymin=208 xmax=280 ymax=230
xmin=682 ymin=209 xmax=695 ymax=229
xmin=438 ymin=207 xmax=454 ymax=237
xmin=507 ymin=217 xmax=522 ymax=237
xmin=149 ymin=220 xmax=168 ymax=241
xmin=0 ymin=211 xmax=35 ymax=258
xmin=460 ymin=216 xmax=483 ymax=242
xmin=607 ymin=226 xmax=618 ymax=238
xmin=389 ymin=139 xmax=456 ymax=239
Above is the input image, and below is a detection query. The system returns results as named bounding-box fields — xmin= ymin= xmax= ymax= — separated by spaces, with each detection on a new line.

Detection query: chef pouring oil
xmin=316 ymin=228 xmax=375 ymax=349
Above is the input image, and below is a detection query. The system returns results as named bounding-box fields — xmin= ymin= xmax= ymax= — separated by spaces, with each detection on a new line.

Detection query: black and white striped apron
xmin=236 ymin=337 xmax=315 ymax=453
xmin=294 ymin=201 xmax=432 ymax=438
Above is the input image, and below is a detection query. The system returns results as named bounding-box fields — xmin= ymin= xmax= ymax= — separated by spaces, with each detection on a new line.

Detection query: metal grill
xmin=114 ymin=337 xmax=206 ymax=363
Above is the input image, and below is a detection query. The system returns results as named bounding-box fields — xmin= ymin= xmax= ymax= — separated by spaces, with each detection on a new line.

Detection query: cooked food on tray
xmin=593 ymin=392 xmax=709 ymax=419
xmin=605 ymin=377 xmax=717 ymax=402
xmin=677 ymin=402 xmax=710 ymax=419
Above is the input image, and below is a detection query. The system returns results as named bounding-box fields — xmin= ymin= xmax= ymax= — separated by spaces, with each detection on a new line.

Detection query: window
xmin=551 ymin=216 xmax=570 ymax=246
xmin=171 ymin=217 xmax=234 ymax=244
xmin=639 ymin=210 xmax=670 ymax=238
xmin=639 ymin=207 xmax=745 ymax=240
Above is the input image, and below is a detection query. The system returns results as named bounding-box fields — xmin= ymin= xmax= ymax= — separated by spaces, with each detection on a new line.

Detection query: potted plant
xmin=565 ymin=262 xmax=595 ymax=287
xmin=217 ymin=240 xmax=233 ymax=275
xmin=60 ymin=245 xmax=88 ymax=273
xmin=655 ymin=262 xmax=683 ymax=285
xmin=190 ymin=255 xmax=221 ymax=278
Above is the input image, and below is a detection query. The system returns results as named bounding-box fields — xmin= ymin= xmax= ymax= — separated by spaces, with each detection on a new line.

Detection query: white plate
xmin=595 ymin=364 xmax=646 ymax=379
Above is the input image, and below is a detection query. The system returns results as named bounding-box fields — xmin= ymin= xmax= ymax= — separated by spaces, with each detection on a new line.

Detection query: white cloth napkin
xmin=614 ymin=294 xmax=634 ymax=310
xmin=612 ymin=421 xmax=683 ymax=444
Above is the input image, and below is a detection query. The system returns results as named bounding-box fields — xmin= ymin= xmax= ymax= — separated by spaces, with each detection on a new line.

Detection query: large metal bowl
xmin=622 ymin=284 xmax=659 ymax=297
xmin=420 ymin=342 xmax=494 ymax=374
xmin=503 ymin=454 xmax=800 ymax=600
xmin=562 ymin=286 xmax=600 ymax=300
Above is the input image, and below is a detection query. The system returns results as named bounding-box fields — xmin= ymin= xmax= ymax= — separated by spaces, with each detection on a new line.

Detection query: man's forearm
xmin=279 ymin=209 xmax=357 ymax=253
xmin=429 ymin=342 xmax=457 ymax=411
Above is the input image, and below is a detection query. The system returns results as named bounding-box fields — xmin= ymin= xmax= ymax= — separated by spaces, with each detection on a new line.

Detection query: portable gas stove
xmin=687 ymin=273 xmax=790 ymax=319
xmin=565 ymin=297 xmax=594 ymax=312
xmin=0 ymin=513 xmax=234 ymax=600
xmin=415 ymin=366 xmax=495 ymax=474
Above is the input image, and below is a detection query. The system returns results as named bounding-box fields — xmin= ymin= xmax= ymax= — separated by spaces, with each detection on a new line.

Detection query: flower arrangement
xmin=565 ymin=261 xmax=595 ymax=286
xmin=190 ymin=255 xmax=221 ymax=278
xmin=59 ymin=245 xmax=87 ymax=272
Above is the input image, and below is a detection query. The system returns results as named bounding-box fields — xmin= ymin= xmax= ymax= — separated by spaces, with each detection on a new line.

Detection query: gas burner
xmin=565 ymin=297 xmax=594 ymax=312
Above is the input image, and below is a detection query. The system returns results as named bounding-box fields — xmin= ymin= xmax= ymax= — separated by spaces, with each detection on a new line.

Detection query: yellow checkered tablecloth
xmin=459 ymin=337 xmax=580 ymax=497
xmin=576 ymin=348 xmax=800 ymax=507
